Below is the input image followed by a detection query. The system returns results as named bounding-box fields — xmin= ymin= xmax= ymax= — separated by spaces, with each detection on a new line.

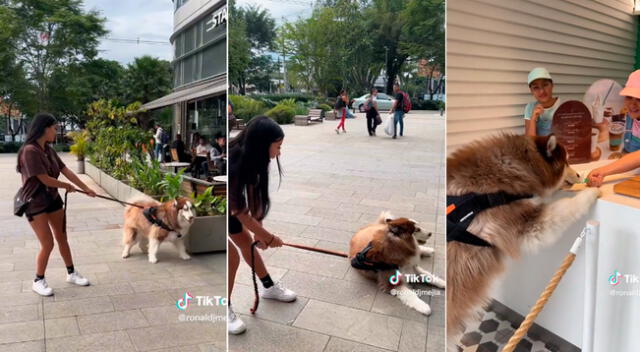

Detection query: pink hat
xmin=620 ymin=70 xmax=640 ymax=99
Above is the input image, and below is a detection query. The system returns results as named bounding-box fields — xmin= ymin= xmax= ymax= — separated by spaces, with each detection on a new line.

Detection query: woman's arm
xmin=61 ymin=167 xmax=96 ymax=196
xmin=587 ymin=150 xmax=640 ymax=186
xmin=36 ymin=174 xmax=76 ymax=192
xmin=235 ymin=212 xmax=283 ymax=248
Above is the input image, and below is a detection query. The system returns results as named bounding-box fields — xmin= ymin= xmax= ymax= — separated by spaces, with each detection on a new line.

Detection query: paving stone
xmin=293 ymin=299 xmax=403 ymax=351
xmin=399 ymin=319 xmax=428 ymax=352
xmin=0 ymin=303 xmax=41 ymax=324
xmin=77 ymin=309 xmax=149 ymax=334
xmin=45 ymin=330 xmax=134 ymax=352
xmin=110 ymin=290 xmax=175 ymax=310
xmin=0 ymin=340 xmax=45 ymax=352
xmin=43 ymin=296 xmax=114 ymax=318
xmin=126 ymin=322 xmax=226 ymax=351
xmin=0 ymin=320 xmax=44 ymax=344
xmin=323 ymin=337 xmax=394 ymax=352
xmin=44 ymin=317 xmax=79 ymax=339
xmin=228 ymin=316 xmax=329 ymax=352
xmin=231 ymin=283 xmax=309 ymax=325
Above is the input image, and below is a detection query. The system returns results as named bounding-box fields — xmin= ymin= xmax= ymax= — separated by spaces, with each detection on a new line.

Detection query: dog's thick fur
xmin=349 ymin=211 xmax=446 ymax=316
xmin=122 ymin=196 xmax=195 ymax=263
xmin=446 ymin=134 xmax=600 ymax=349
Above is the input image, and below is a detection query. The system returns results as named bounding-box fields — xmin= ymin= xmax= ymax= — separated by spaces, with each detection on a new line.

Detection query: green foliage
xmin=52 ymin=144 xmax=70 ymax=153
xmin=229 ymin=95 xmax=268 ymax=122
xmin=265 ymin=104 xmax=295 ymax=124
xmin=69 ymin=130 xmax=89 ymax=160
xmin=0 ymin=142 xmax=23 ymax=153
xmin=191 ymin=187 xmax=227 ymax=216
xmin=411 ymin=99 xmax=444 ymax=111
xmin=124 ymin=56 xmax=173 ymax=104
xmin=128 ymin=158 xmax=164 ymax=196
xmin=317 ymin=104 xmax=332 ymax=111
xmin=160 ymin=169 xmax=185 ymax=202
xmin=86 ymin=100 xmax=151 ymax=180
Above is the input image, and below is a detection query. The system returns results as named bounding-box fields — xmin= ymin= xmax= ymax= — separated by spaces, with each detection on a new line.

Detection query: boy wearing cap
xmin=524 ymin=67 xmax=561 ymax=136
xmin=587 ymin=70 xmax=640 ymax=186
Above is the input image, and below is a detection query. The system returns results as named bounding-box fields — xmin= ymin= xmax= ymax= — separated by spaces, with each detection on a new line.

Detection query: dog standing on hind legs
xmin=121 ymin=197 xmax=195 ymax=263
xmin=446 ymin=134 xmax=601 ymax=350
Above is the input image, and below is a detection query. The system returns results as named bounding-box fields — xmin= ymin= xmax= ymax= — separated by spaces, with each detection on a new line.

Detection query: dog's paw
xmin=414 ymin=301 xmax=432 ymax=316
xmin=180 ymin=254 xmax=191 ymax=261
xmin=148 ymin=257 xmax=158 ymax=264
xmin=420 ymin=246 xmax=435 ymax=257
xmin=432 ymin=276 xmax=446 ymax=289
xmin=121 ymin=252 xmax=130 ymax=259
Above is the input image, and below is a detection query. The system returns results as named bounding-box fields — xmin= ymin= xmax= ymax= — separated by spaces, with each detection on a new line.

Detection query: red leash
xmin=283 ymin=243 xmax=348 ymax=258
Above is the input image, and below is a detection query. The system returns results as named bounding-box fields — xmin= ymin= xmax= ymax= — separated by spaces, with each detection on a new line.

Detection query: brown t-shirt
xmin=18 ymin=143 xmax=66 ymax=213
xmin=228 ymin=147 xmax=265 ymax=220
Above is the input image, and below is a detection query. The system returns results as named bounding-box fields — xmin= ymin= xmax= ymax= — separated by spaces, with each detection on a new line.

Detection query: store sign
xmin=552 ymin=100 xmax=592 ymax=164
xmin=206 ymin=7 xmax=227 ymax=32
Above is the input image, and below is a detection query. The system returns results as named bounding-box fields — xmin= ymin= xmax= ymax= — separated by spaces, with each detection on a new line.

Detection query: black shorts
xmin=26 ymin=195 xmax=63 ymax=222
xmin=229 ymin=215 xmax=243 ymax=234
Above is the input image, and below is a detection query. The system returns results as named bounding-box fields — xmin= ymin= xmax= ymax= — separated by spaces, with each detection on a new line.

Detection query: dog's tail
xmin=377 ymin=210 xmax=394 ymax=224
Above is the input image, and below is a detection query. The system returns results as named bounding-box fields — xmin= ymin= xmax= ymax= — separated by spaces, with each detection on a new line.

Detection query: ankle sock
xmin=260 ymin=274 xmax=274 ymax=289
xmin=66 ymin=265 xmax=75 ymax=275
xmin=34 ymin=274 xmax=44 ymax=282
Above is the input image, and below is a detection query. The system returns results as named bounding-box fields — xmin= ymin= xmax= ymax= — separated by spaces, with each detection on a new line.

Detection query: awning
xmin=141 ymin=76 xmax=226 ymax=110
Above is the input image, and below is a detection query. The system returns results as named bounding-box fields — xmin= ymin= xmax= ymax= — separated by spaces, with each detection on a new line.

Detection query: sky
xmin=82 ymin=0 xmax=174 ymax=65
xmin=236 ymin=0 xmax=313 ymax=25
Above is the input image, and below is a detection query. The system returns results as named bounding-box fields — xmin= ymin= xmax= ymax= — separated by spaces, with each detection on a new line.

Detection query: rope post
xmin=502 ymin=226 xmax=589 ymax=352
xmin=582 ymin=221 xmax=599 ymax=352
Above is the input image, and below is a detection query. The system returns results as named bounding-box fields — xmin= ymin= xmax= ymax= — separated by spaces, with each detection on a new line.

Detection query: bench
xmin=294 ymin=109 xmax=324 ymax=126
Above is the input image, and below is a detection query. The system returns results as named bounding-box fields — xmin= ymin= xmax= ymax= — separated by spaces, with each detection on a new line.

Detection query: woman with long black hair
xmin=227 ymin=115 xmax=296 ymax=335
xmin=16 ymin=113 xmax=97 ymax=296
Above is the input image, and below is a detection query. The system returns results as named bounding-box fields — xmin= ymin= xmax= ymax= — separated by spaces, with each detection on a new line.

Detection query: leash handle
xmin=250 ymin=241 xmax=260 ymax=314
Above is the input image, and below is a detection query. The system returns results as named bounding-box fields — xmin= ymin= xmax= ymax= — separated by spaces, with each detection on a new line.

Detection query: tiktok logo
xmin=609 ymin=270 xmax=623 ymax=286
xmin=176 ymin=292 xmax=194 ymax=310
xmin=389 ymin=270 xmax=402 ymax=286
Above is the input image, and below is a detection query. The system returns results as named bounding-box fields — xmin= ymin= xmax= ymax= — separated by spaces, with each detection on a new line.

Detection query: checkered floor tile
xmin=456 ymin=310 xmax=565 ymax=352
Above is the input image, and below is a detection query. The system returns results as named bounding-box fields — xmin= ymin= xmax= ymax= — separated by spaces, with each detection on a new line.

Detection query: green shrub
xmin=0 ymin=141 xmax=23 ymax=153
xmin=252 ymin=93 xmax=313 ymax=103
xmin=411 ymin=99 xmax=445 ymax=111
xmin=160 ymin=168 xmax=185 ymax=202
xmin=229 ymin=95 xmax=268 ymax=122
xmin=129 ymin=158 xmax=164 ymax=196
xmin=69 ymin=130 xmax=89 ymax=160
xmin=53 ymin=144 xmax=70 ymax=152
xmin=191 ymin=187 xmax=226 ymax=216
xmin=265 ymin=105 xmax=296 ymax=124
xmin=316 ymin=104 xmax=332 ymax=112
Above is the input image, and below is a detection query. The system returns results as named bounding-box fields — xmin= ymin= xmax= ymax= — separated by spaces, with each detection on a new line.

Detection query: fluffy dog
xmin=446 ymin=134 xmax=600 ymax=349
xmin=122 ymin=196 xmax=195 ymax=263
xmin=349 ymin=211 xmax=446 ymax=316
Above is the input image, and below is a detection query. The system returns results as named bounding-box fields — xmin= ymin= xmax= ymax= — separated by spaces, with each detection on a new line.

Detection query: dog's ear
xmin=546 ymin=134 xmax=557 ymax=158
xmin=534 ymin=134 xmax=557 ymax=159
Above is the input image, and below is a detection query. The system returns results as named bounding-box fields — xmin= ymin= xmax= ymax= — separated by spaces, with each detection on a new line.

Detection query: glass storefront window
xmin=185 ymin=95 xmax=226 ymax=148
xmin=202 ymin=44 xmax=225 ymax=78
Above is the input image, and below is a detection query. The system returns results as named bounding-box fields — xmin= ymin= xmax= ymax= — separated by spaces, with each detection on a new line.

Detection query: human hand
xmin=83 ymin=188 xmax=97 ymax=197
xmin=586 ymin=168 xmax=606 ymax=187
xmin=532 ymin=104 xmax=544 ymax=120
xmin=268 ymin=234 xmax=283 ymax=248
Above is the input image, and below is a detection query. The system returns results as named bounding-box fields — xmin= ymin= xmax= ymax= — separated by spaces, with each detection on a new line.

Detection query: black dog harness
xmin=447 ymin=192 xmax=533 ymax=247
xmin=350 ymin=242 xmax=399 ymax=272
xmin=143 ymin=207 xmax=176 ymax=233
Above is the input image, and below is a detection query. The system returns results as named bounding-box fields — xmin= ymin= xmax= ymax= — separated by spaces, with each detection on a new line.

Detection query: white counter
xmin=492 ymin=160 xmax=640 ymax=351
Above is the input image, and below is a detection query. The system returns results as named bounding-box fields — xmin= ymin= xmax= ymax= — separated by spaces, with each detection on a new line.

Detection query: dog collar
xmin=447 ymin=192 xmax=533 ymax=247
xmin=350 ymin=242 xmax=399 ymax=272
xmin=143 ymin=207 xmax=177 ymax=233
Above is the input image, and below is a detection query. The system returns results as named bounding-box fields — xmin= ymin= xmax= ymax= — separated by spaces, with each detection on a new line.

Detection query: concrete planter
xmin=186 ymin=215 xmax=226 ymax=254
xmin=76 ymin=159 xmax=85 ymax=174
xmin=85 ymin=161 xmax=100 ymax=183
xmin=99 ymin=171 xmax=119 ymax=199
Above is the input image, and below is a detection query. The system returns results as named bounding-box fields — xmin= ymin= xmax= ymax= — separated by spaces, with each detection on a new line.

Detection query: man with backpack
xmin=390 ymin=83 xmax=412 ymax=139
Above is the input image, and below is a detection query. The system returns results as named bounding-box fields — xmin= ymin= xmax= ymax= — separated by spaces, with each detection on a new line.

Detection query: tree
xmin=123 ymin=56 xmax=172 ymax=104
xmin=229 ymin=0 xmax=251 ymax=94
xmin=10 ymin=0 xmax=107 ymax=111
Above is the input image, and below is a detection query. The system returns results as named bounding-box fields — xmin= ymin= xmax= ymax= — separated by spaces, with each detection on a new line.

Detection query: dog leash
xmin=248 ymin=240 xmax=349 ymax=315
xmin=73 ymin=189 xmax=145 ymax=208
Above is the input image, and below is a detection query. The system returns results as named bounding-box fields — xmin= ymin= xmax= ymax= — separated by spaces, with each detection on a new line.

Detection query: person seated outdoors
xmin=210 ymin=133 xmax=226 ymax=175
xmin=171 ymin=133 xmax=191 ymax=162
xmin=192 ymin=136 xmax=212 ymax=179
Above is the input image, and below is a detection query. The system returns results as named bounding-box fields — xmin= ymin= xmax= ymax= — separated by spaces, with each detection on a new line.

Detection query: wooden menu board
xmin=552 ymin=100 xmax=592 ymax=164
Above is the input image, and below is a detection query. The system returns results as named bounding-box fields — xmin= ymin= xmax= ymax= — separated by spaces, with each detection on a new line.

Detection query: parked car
xmin=351 ymin=93 xmax=395 ymax=113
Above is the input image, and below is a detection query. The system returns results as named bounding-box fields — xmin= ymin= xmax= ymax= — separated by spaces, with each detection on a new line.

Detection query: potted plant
xmin=69 ymin=130 xmax=89 ymax=174
xmin=186 ymin=186 xmax=226 ymax=253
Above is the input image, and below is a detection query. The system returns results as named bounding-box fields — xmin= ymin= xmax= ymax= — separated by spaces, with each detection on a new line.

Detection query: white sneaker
xmin=227 ymin=305 xmax=246 ymax=335
xmin=32 ymin=279 xmax=53 ymax=296
xmin=259 ymin=281 xmax=297 ymax=302
xmin=66 ymin=271 xmax=90 ymax=286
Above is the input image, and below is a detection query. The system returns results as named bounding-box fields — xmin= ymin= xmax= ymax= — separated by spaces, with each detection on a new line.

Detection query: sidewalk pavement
xmin=0 ymin=152 xmax=226 ymax=352
xmin=229 ymin=110 xmax=445 ymax=352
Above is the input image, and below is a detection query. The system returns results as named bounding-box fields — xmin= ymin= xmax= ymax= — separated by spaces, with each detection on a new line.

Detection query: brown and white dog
xmin=122 ymin=196 xmax=196 ymax=263
xmin=349 ymin=211 xmax=446 ymax=316
xmin=446 ymin=134 xmax=600 ymax=350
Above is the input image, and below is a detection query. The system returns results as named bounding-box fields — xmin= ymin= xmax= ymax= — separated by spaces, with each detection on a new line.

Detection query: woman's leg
xmin=336 ymin=108 xmax=345 ymax=130
xmin=28 ymin=213 xmax=55 ymax=276
xmin=230 ymin=229 xmax=268 ymax=278
xmin=48 ymin=208 xmax=73 ymax=267
xmin=228 ymin=239 xmax=240 ymax=299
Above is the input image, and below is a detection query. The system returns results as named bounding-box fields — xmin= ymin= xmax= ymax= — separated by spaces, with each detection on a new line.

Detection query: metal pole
xmin=582 ymin=220 xmax=600 ymax=352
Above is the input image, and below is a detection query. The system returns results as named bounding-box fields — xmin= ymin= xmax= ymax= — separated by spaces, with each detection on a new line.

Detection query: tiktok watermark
xmin=608 ymin=269 xmax=640 ymax=296
xmin=388 ymin=270 xmax=435 ymax=285
xmin=175 ymin=292 xmax=227 ymax=324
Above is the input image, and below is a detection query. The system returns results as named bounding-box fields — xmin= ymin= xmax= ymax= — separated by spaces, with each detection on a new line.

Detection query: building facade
xmin=143 ymin=0 xmax=227 ymax=148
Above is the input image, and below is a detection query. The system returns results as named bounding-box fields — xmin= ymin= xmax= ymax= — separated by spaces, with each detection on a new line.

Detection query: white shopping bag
xmin=384 ymin=113 xmax=394 ymax=136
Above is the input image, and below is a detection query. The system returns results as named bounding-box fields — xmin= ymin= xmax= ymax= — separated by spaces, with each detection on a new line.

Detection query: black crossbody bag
xmin=13 ymin=187 xmax=31 ymax=217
